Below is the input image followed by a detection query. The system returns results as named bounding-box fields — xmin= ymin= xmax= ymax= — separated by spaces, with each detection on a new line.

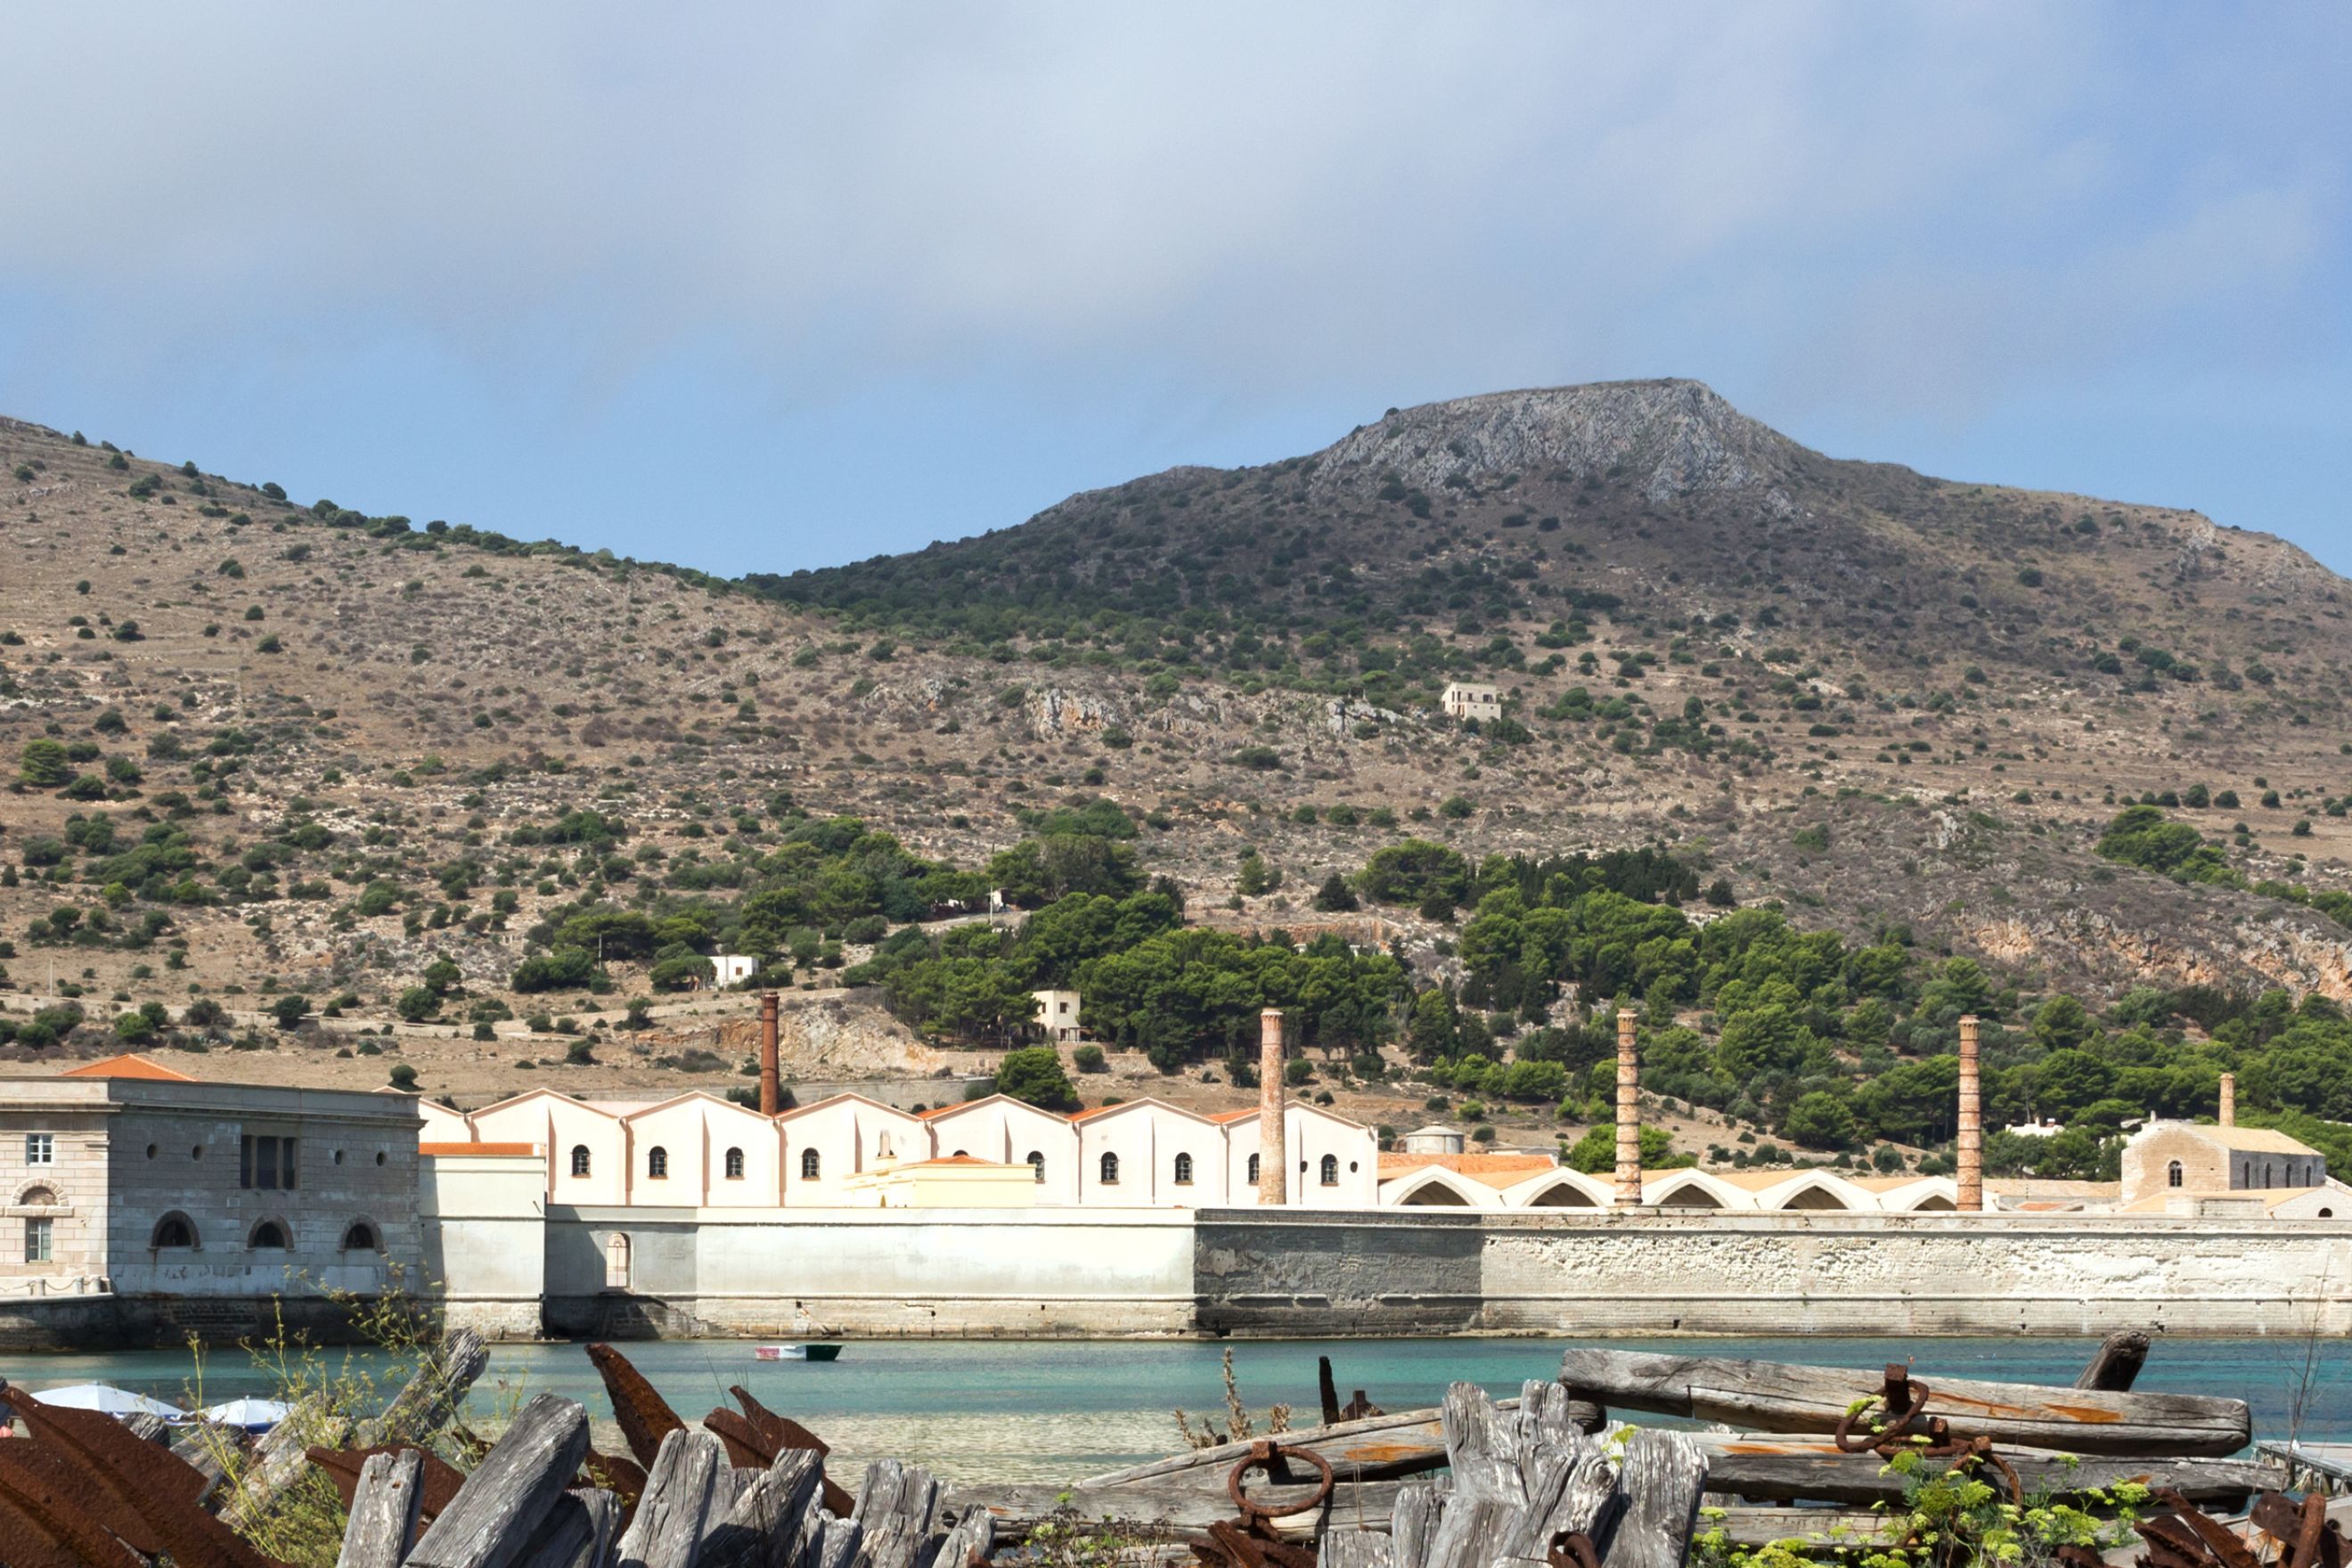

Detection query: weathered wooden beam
xmin=852 ymin=1458 xmax=943 ymax=1568
xmin=408 ymin=1392 xmax=592 ymax=1568
xmin=223 ymin=1391 xmax=354 ymax=1529
xmin=704 ymin=1450 xmax=826 ymax=1568
xmin=513 ymin=1490 xmax=624 ymax=1568
xmin=1389 ymin=1481 xmax=1448 ymax=1568
xmin=615 ymin=1429 xmax=736 ymax=1568
xmin=1555 ymin=1349 xmax=2249 ymax=1457
xmin=358 ymin=1327 xmax=491 ymax=1449
xmin=1082 ymin=1403 xmax=1470 ymax=1489
xmin=1606 ymin=1431 xmax=1708 ymax=1568
xmin=1689 ymin=1436 xmax=2267 ymax=1507
xmin=2076 ymin=1332 xmax=2152 ymax=1393
xmin=1322 ymin=1530 xmax=1394 ymax=1568
xmin=338 ymin=1449 xmax=426 ymax=1568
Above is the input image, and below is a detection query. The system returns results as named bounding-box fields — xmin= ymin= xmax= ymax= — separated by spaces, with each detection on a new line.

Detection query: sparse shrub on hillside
xmin=2095 ymin=805 xmax=2240 ymax=886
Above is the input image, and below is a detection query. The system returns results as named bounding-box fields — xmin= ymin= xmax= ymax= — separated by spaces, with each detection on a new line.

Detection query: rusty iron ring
xmin=1833 ymin=1377 xmax=1934 ymax=1453
xmin=1225 ymin=1441 xmax=1336 ymax=1523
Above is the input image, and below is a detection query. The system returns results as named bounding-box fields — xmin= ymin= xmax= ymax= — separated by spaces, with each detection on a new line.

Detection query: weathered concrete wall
xmin=1198 ymin=1210 xmax=2352 ymax=1337
xmin=421 ymin=1151 xmax=546 ymax=1340
xmin=543 ymin=1205 xmax=1196 ymax=1338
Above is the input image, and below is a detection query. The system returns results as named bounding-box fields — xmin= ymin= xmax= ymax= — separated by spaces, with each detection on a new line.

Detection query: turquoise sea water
xmin=6 ymin=1336 xmax=2344 ymax=1482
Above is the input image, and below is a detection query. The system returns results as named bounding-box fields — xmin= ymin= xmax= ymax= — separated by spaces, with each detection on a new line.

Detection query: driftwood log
xmin=1553 ymin=1348 xmax=2250 ymax=1456
xmin=2077 ymin=1331 xmax=2153 ymax=1392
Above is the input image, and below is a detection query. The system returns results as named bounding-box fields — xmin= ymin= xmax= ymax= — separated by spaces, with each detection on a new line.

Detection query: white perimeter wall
xmin=545 ymin=1205 xmax=1196 ymax=1335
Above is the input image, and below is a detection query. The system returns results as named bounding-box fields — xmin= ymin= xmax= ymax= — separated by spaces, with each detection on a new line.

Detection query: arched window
xmin=570 ymin=1145 xmax=592 ymax=1178
xmin=1246 ymin=1153 xmax=1260 ymax=1185
xmin=341 ymin=1221 xmax=380 ymax=1252
xmin=151 ymin=1213 xmax=197 ymax=1249
xmin=2167 ymin=1160 xmax=2183 ymax=1188
xmin=605 ymin=1233 xmax=631 ymax=1290
xmin=647 ymin=1147 xmax=669 ymax=1180
xmin=800 ymin=1148 xmax=821 ymax=1180
xmin=249 ymin=1220 xmax=290 ymax=1250
xmin=877 ymin=1131 xmax=895 ymax=1160
xmin=724 ymin=1147 xmax=745 ymax=1180
xmin=1026 ymin=1150 xmax=1045 ymax=1184
xmin=1099 ymin=1152 xmax=1121 ymax=1186
xmin=1173 ymin=1152 xmax=1194 ymax=1185
xmin=1319 ymin=1155 xmax=1340 ymax=1187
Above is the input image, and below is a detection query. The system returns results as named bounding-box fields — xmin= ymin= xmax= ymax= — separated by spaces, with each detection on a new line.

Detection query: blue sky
xmin=1 ymin=4 xmax=2345 ymax=575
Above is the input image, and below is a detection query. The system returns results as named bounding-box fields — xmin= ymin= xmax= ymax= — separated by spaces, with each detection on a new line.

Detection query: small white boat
xmin=753 ymin=1343 xmax=843 ymax=1362
xmin=29 ymin=1383 xmax=185 ymax=1418
xmin=195 ymin=1397 xmax=292 ymax=1432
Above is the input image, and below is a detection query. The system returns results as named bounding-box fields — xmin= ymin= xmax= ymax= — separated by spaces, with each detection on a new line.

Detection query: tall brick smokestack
xmin=1614 ymin=1008 xmax=1642 ymax=1208
xmin=1956 ymin=1014 xmax=1983 ymax=1213
xmin=759 ymin=992 xmax=781 ymax=1116
xmin=1259 ymin=1009 xmax=1287 ymax=1205
xmin=2218 ymin=1072 xmax=2236 ymax=1128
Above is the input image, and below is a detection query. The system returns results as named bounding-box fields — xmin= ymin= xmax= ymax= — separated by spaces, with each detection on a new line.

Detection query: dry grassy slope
xmin=4 ymin=396 xmax=2352 ymax=1115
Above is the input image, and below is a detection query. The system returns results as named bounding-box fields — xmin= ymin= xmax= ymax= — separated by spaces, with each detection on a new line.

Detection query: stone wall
xmin=1199 ymin=1209 xmax=2352 ymax=1337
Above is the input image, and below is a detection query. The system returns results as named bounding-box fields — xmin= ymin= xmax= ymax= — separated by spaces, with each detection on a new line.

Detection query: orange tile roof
xmin=60 ymin=1052 xmax=198 ymax=1082
xmin=1378 ymin=1152 xmax=1559 ymax=1188
xmin=420 ymin=1141 xmax=539 ymax=1157
xmin=1209 ymin=1109 xmax=1260 ymax=1125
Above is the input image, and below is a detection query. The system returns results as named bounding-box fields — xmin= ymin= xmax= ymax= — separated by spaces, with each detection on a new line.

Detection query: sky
xmin=0 ymin=4 xmax=2346 ymax=576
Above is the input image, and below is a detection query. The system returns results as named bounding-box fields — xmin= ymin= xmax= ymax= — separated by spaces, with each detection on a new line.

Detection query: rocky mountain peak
xmin=1309 ymin=378 xmax=1811 ymax=506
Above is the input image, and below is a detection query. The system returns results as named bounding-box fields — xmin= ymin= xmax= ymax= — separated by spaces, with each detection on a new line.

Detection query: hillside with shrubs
xmin=6 ymin=383 xmax=2352 ymax=1178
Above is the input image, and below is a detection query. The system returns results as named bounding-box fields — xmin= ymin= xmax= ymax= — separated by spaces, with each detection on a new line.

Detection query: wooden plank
xmin=704 ymin=1450 xmax=825 ymax=1568
xmin=514 ymin=1490 xmax=625 ymax=1568
xmin=1422 ymin=1496 xmax=1517 ymax=1568
xmin=223 ymin=1391 xmax=353 ymax=1529
xmin=1389 ymin=1480 xmax=1449 ymax=1568
xmin=409 ymin=1392 xmax=592 ymax=1568
xmin=1605 ymin=1431 xmax=1707 ymax=1568
xmin=615 ymin=1429 xmax=735 ymax=1568
xmin=1554 ymin=1350 xmax=2249 ymax=1457
xmin=358 ymin=1327 xmax=491 ymax=1448
xmin=1440 ymin=1383 xmax=1522 ymax=1505
xmin=1705 ymin=1507 xmax=1912 ymax=1549
xmin=1505 ymin=1433 xmax=1616 ymax=1566
xmin=1689 ymin=1436 xmax=2266 ymax=1507
xmin=926 ymin=1503 xmax=995 ymax=1568
xmin=1322 ymin=1529 xmax=1393 ymax=1568
xmin=2076 ymin=1332 xmax=2152 ymax=1393
xmin=852 ymin=1459 xmax=942 ymax=1568
xmin=338 ymin=1449 xmax=426 ymax=1568
xmin=812 ymin=1517 xmax=864 ymax=1568
xmin=1082 ymin=1404 xmax=1471 ymax=1488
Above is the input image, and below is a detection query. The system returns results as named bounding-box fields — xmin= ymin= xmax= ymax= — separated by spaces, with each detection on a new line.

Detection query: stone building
xmin=2120 ymin=1121 xmax=2333 ymax=1208
xmin=0 ymin=1054 xmax=422 ymax=1302
xmin=1440 ymin=682 xmax=1501 ymax=722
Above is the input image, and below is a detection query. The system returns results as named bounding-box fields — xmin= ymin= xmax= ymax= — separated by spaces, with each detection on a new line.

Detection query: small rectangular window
xmin=24 ymin=1134 xmax=53 ymax=1166
xmin=24 ymin=1217 xmax=52 ymax=1263
xmin=240 ymin=1134 xmax=296 ymax=1191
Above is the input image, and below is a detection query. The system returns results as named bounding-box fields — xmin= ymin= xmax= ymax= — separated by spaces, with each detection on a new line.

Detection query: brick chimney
xmin=2218 ymin=1072 xmax=2236 ymax=1128
xmin=1614 ymin=1008 xmax=1643 ymax=1208
xmin=1956 ymin=1014 xmax=1983 ymax=1213
xmin=1259 ymin=1008 xmax=1287 ymax=1205
xmin=759 ymin=992 xmax=782 ymax=1116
